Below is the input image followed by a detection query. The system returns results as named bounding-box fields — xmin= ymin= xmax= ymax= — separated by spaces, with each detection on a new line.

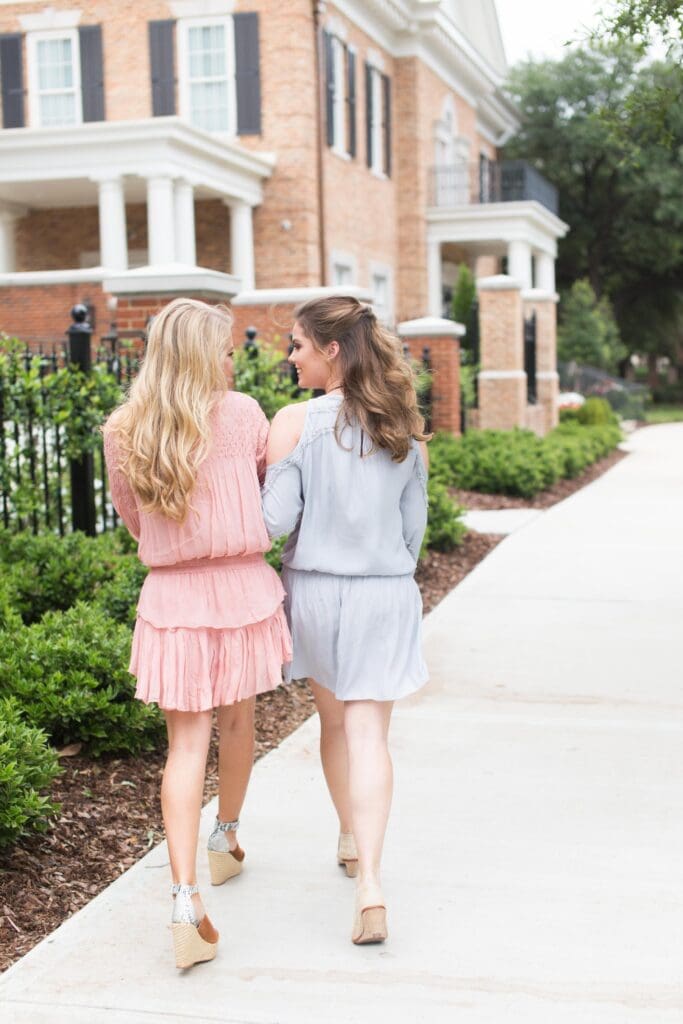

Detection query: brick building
xmin=0 ymin=0 xmax=568 ymax=432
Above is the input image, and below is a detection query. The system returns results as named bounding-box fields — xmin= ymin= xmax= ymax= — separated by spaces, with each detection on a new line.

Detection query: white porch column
xmin=147 ymin=176 xmax=175 ymax=267
xmin=427 ymin=238 xmax=442 ymax=317
xmin=507 ymin=239 xmax=533 ymax=290
xmin=535 ymin=250 xmax=556 ymax=293
xmin=97 ymin=178 xmax=128 ymax=271
xmin=174 ymin=179 xmax=196 ymax=265
xmin=0 ymin=210 xmax=18 ymax=273
xmin=229 ymin=200 xmax=255 ymax=290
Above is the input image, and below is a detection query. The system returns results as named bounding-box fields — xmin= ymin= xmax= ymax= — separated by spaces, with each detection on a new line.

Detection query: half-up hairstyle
xmin=294 ymin=295 xmax=430 ymax=462
xmin=106 ymin=297 xmax=233 ymax=522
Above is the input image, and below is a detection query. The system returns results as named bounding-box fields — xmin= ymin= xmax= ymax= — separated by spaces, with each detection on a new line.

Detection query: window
xmin=324 ymin=31 xmax=356 ymax=158
xmin=370 ymin=263 xmax=393 ymax=323
xmin=177 ymin=18 xmax=236 ymax=134
xmin=333 ymin=262 xmax=354 ymax=286
xmin=27 ymin=30 xmax=82 ymax=127
xmin=365 ymin=64 xmax=391 ymax=177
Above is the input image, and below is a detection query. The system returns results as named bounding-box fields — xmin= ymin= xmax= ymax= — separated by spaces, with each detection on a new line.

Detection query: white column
xmin=535 ymin=251 xmax=556 ymax=293
xmin=147 ymin=176 xmax=175 ymax=266
xmin=0 ymin=211 xmax=17 ymax=273
xmin=427 ymin=238 xmax=442 ymax=317
xmin=97 ymin=178 xmax=128 ymax=271
xmin=229 ymin=200 xmax=255 ymax=290
xmin=174 ymin=179 xmax=196 ymax=266
xmin=507 ymin=239 xmax=533 ymax=290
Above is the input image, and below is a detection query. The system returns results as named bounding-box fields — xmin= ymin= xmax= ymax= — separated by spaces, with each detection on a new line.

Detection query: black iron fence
xmin=430 ymin=159 xmax=559 ymax=216
xmin=524 ymin=311 xmax=538 ymax=405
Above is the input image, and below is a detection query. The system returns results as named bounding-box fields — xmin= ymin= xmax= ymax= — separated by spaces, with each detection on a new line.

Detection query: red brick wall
xmin=402 ymin=335 xmax=461 ymax=435
xmin=0 ymin=283 xmax=110 ymax=347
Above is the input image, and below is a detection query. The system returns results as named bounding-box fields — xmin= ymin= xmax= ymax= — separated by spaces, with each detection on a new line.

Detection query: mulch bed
xmin=0 ymin=449 xmax=624 ymax=971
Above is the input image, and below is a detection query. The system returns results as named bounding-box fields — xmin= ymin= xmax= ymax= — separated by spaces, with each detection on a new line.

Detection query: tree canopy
xmin=504 ymin=42 xmax=683 ymax=360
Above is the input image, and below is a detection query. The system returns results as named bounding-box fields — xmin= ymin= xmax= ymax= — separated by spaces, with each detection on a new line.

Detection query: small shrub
xmin=265 ymin=535 xmax=287 ymax=573
xmin=92 ymin=555 xmax=148 ymax=627
xmin=0 ymin=604 xmax=164 ymax=756
xmin=233 ymin=342 xmax=309 ymax=419
xmin=423 ymin=478 xmax=467 ymax=552
xmin=0 ymin=698 xmax=60 ymax=848
xmin=576 ymin=396 xmax=615 ymax=426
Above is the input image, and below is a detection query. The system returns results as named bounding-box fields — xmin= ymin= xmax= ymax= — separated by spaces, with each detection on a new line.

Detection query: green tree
xmin=505 ymin=43 xmax=683 ymax=364
xmin=558 ymin=279 xmax=626 ymax=371
xmin=451 ymin=263 xmax=475 ymax=325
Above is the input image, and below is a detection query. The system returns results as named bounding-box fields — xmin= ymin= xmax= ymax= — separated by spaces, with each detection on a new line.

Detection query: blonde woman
xmin=103 ymin=298 xmax=291 ymax=969
xmin=262 ymin=295 xmax=429 ymax=945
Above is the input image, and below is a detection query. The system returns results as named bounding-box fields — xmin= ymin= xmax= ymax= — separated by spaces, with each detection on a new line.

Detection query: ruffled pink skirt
xmin=130 ymin=553 xmax=292 ymax=711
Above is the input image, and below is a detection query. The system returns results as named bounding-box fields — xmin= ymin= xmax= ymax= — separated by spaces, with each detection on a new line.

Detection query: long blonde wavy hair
xmin=294 ymin=295 xmax=430 ymax=461
xmin=107 ymin=298 xmax=233 ymax=522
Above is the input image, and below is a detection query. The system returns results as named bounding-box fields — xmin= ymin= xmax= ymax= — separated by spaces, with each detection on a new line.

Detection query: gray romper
xmin=261 ymin=393 xmax=428 ymax=701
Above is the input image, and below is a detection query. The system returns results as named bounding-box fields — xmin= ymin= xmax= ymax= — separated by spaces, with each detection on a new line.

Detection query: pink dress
xmin=103 ymin=391 xmax=292 ymax=712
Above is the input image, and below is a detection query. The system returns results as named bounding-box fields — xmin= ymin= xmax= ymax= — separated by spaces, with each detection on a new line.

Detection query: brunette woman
xmin=262 ymin=295 xmax=429 ymax=945
xmin=103 ymin=298 xmax=291 ymax=969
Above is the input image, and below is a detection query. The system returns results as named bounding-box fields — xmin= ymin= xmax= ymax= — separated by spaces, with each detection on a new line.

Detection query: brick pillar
xmin=476 ymin=275 xmax=526 ymax=431
xmin=397 ymin=316 xmax=464 ymax=435
xmin=522 ymin=289 xmax=559 ymax=434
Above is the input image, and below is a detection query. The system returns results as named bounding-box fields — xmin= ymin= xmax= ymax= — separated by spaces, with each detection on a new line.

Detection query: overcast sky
xmin=494 ymin=0 xmax=608 ymax=67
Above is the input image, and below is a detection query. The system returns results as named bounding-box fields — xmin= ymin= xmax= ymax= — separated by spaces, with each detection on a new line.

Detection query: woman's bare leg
xmin=343 ymin=699 xmax=394 ymax=906
xmin=162 ymin=709 xmax=213 ymax=914
xmin=216 ymin=697 xmax=255 ymax=850
xmin=310 ymin=680 xmax=353 ymax=834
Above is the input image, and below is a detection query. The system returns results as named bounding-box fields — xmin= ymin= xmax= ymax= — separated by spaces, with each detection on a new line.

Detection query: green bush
xmin=423 ymin=478 xmax=467 ymax=552
xmin=0 ymin=603 xmax=164 ymax=756
xmin=92 ymin=554 xmax=148 ymax=627
xmin=0 ymin=698 xmax=60 ymax=848
xmin=576 ymin=396 xmax=615 ymax=426
xmin=233 ymin=342 xmax=309 ymax=419
xmin=0 ymin=528 xmax=122 ymax=624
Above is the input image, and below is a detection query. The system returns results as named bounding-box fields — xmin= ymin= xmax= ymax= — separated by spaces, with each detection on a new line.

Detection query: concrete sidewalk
xmin=1 ymin=424 xmax=682 ymax=1023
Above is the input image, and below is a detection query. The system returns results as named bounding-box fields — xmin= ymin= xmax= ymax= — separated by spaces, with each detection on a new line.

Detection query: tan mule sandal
xmin=352 ymin=901 xmax=388 ymax=945
xmin=337 ymin=831 xmax=358 ymax=878
xmin=207 ymin=817 xmax=245 ymax=886
xmin=171 ymin=884 xmax=219 ymax=969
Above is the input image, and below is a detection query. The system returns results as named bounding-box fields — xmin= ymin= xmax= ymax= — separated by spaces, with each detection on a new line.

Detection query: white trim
xmin=325 ymin=15 xmax=349 ymax=42
xmin=521 ymin=288 xmax=559 ymax=304
xmin=170 ymin=1 xmax=235 ymax=16
xmin=366 ymin=47 xmax=385 ymax=72
xmin=479 ymin=370 xmax=526 ymax=380
xmin=177 ymin=15 xmax=237 ymax=137
xmin=536 ymin=371 xmax=560 ymax=381
xmin=329 ymin=248 xmax=358 ymax=287
xmin=398 ymin=317 xmax=465 ymax=339
xmin=370 ymin=65 xmax=383 ymax=175
xmin=20 ymin=10 xmax=82 ymax=31
xmin=27 ymin=27 xmax=83 ymax=129
xmin=0 ymin=268 xmax=109 ymax=286
xmin=331 ymin=35 xmax=347 ymax=157
xmin=103 ymin=264 xmax=241 ymax=297
xmin=477 ymin=274 xmax=522 ymax=292
xmin=369 ymin=259 xmax=394 ymax=324
xmin=427 ymin=202 xmax=569 ymax=255
xmin=233 ymin=285 xmax=374 ymax=307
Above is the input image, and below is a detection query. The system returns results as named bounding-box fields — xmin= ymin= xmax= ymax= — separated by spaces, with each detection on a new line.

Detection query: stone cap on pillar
xmin=397 ymin=316 xmax=465 ymax=339
xmin=521 ymin=288 xmax=560 ymax=303
xmin=233 ymin=285 xmax=373 ymax=306
xmin=476 ymin=274 xmax=523 ymax=292
xmin=103 ymin=264 xmax=241 ymax=297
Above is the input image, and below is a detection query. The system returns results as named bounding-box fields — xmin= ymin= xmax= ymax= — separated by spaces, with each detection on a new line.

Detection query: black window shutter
xmin=148 ymin=20 xmax=175 ymax=116
xmin=346 ymin=47 xmax=356 ymax=157
xmin=0 ymin=33 xmax=24 ymax=129
xmin=382 ymin=73 xmax=391 ymax=177
xmin=324 ymin=31 xmax=334 ymax=147
xmin=234 ymin=12 xmax=261 ymax=135
xmin=365 ymin=61 xmax=372 ymax=168
xmin=79 ymin=25 xmax=105 ymax=122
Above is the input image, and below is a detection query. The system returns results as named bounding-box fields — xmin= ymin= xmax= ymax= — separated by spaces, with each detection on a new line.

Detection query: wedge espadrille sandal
xmin=207 ymin=817 xmax=245 ymax=886
xmin=337 ymin=831 xmax=358 ymax=878
xmin=171 ymin=884 xmax=219 ymax=969
xmin=351 ymin=902 xmax=388 ymax=945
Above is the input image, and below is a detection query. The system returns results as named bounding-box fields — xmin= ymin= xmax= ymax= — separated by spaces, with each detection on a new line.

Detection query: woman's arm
xmin=261 ymin=402 xmax=309 ymax=538
xmin=400 ymin=444 xmax=428 ymax=563
xmin=103 ymin=428 xmax=141 ymax=540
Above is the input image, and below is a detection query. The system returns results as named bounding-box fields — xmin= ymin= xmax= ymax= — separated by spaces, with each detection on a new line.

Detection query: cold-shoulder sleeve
xmin=261 ymin=451 xmax=304 ymax=539
xmin=103 ymin=427 xmax=141 ymax=540
xmin=400 ymin=446 xmax=428 ymax=563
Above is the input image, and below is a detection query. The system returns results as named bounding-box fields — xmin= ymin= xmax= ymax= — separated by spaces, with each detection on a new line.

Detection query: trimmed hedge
xmin=0 ymin=698 xmax=60 ymax=848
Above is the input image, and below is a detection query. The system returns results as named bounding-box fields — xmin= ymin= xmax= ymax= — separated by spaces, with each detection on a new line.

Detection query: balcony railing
xmin=430 ymin=160 xmax=559 ymax=216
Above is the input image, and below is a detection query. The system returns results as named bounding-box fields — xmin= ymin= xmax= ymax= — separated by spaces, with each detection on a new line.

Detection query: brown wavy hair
xmin=105 ymin=298 xmax=233 ymax=522
xmin=294 ymin=295 xmax=430 ymax=462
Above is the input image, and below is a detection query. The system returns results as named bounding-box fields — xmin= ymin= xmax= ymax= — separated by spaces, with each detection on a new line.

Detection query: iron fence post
xmin=67 ymin=304 xmax=97 ymax=536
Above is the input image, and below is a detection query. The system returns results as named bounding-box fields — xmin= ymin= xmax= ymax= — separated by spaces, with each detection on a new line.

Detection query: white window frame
xmin=370 ymin=66 xmax=384 ymax=176
xmin=331 ymin=34 xmax=348 ymax=157
xmin=369 ymin=261 xmax=394 ymax=324
xmin=27 ymin=28 xmax=82 ymax=129
xmin=330 ymin=249 xmax=357 ymax=287
xmin=177 ymin=16 xmax=237 ymax=136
